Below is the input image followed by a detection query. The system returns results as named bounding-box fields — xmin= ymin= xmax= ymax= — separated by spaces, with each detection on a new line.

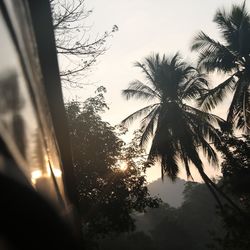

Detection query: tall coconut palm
xmin=122 ymin=53 xmax=244 ymax=213
xmin=122 ymin=53 xmax=232 ymax=207
xmin=191 ymin=2 xmax=250 ymax=133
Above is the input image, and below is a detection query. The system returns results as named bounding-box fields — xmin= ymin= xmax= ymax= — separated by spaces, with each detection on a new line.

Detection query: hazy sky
xmin=64 ymin=0 xmax=248 ymax=182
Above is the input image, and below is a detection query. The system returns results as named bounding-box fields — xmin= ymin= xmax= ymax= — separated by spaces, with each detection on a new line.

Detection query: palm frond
xmin=191 ymin=31 xmax=221 ymax=51
xmin=160 ymin=153 xmax=179 ymax=181
xmin=122 ymin=89 xmax=155 ymax=101
xmin=196 ymin=133 xmax=218 ymax=166
xmin=241 ymin=87 xmax=250 ymax=132
xmin=122 ymin=81 xmax=159 ymax=101
xmin=191 ymin=31 xmax=237 ymax=72
xmin=227 ymin=77 xmax=250 ymax=132
xmin=198 ymin=74 xmax=237 ymax=111
xmin=181 ymin=74 xmax=208 ymax=101
xmin=145 ymin=53 xmax=161 ymax=78
xmin=170 ymin=52 xmax=181 ymax=68
xmin=134 ymin=61 xmax=156 ymax=85
xmin=183 ymin=109 xmax=223 ymax=150
xmin=140 ymin=106 xmax=160 ymax=148
xmin=182 ymin=66 xmax=197 ymax=79
xmin=230 ymin=2 xmax=249 ymax=28
xmin=129 ymin=80 xmax=161 ymax=98
xmin=180 ymin=144 xmax=194 ymax=180
xmin=214 ymin=8 xmax=235 ymax=36
xmin=121 ymin=104 xmax=158 ymax=126
xmin=148 ymin=123 xmax=179 ymax=180
xmin=184 ymin=104 xmax=226 ymax=126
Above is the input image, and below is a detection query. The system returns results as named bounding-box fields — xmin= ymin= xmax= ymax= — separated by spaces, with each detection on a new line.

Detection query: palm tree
xmin=191 ymin=2 xmax=250 ymax=133
xmin=122 ymin=53 xmax=231 ymax=210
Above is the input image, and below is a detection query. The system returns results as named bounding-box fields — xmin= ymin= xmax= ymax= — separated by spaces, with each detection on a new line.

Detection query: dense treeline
xmin=99 ymin=182 xmax=221 ymax=250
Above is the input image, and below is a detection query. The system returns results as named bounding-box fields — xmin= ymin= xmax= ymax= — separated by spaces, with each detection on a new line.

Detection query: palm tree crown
xmin=191 ymin=2 xmax=250 ymax=132
xmin=122 ymin=53 xmax=225 ymax=181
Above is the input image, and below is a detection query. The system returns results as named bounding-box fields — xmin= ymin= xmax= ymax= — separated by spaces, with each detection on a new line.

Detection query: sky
xmin=63 ymin=0 xmax=249 ymax=183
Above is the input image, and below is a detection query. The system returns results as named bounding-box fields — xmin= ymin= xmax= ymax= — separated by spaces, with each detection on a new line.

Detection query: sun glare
xmin=31 ymin=164 xmax=62 ymax=185
xmin=118 ymin=161 xmax=128 ymax=171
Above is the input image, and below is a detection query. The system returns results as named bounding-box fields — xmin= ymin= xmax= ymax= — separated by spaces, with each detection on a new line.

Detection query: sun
xmin=118 ymin=161 xmax=128 ymax=171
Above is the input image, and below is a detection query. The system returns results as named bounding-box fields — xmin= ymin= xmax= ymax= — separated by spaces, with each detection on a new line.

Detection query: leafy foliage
xmin=65 ymin=88 xmax=159 ymax=239
xmin=211 ymin=134 xmax=250 ymax=250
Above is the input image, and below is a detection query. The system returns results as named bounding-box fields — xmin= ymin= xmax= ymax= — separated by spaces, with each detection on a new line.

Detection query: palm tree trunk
xmin=198 ymin=168 xmax=246 ymax=216
xmin=197 ymin=168 xmax=224 ymax=212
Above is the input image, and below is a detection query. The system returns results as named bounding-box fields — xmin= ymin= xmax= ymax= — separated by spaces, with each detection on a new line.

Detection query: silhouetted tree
xmin=220 ymin=134 xmax=250 ymax=203
xmin=51 ymin=0 xmax=118 ymax=86
xmin=122 ymin=53 xmax=228 ymax=210
xmin=191 ymin=2 xmax=250 ymax=132
xmin=211 ymin=134 xmax=250 ymax=250
xmin=65 ymin=87 xmax=159 ymax=242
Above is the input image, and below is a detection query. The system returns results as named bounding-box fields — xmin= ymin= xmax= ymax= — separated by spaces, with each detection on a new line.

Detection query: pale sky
xmin=63 ymin=0 xmax=248 ymax=182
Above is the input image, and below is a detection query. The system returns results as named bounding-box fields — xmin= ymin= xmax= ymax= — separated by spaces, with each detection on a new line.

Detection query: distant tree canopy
xmin=150 ymin=183 xmax=223 ymax=250
xmin=65 ymin=87 xmax=159 ymax=238
xmin=100 ymin=182 xmax=223 ymax=250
